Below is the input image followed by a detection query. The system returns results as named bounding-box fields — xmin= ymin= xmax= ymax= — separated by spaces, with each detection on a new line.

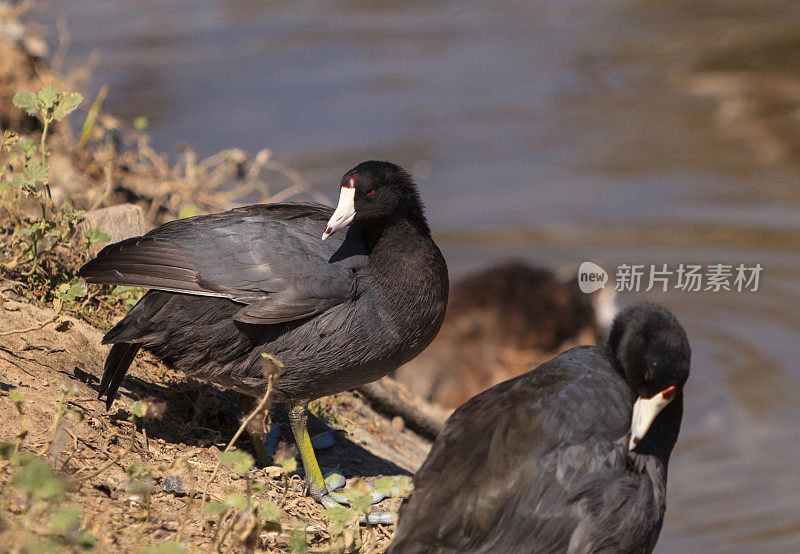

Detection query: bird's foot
xmin=310 ymin=471 xmax=392 ymax=525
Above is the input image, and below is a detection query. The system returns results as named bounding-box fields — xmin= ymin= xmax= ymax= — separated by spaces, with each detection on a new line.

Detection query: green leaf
xmin=217 ymin=449 xmax=253 ymax=476
xmin=53 ymin=92 xmax=83 ymax=121
xmin=133 ymin=116 xmax=149 ymax=132
xmin=327 ymin=520 xmax=345 ymax=536
xmin=13 ymin=457 xmax=65 ymax=499
xmin=258 ymin=500 xmax=280 ymax=522
xmin=19 ymin=137 xmax=37 ymax=159
xmin=373 ymin=477 xmax=396 ymax=494
xmin=83 ymin=228 xmax=111 ymax=245
xmin=11 ymin=173 xmax=25 ymax=189
xmin=130 ymin=401 xmax=148 ymax=418
xmin=223 ymin=493 xmax=248 ymax=511
xmin=374 ymin=475 xmax=413 ymax=496
xmin=14 ymin=224 xmax=39 ymax=237
xmin=13 ymin=92 xmax=39 ymax=116
xmin=177 ymin=205 xmax=197 ymax=219
xmin=9 ymin=388 xmax=25 ymax=407
xmin=250 ymin=480 xmax=265 ymax=491
xmin=261 ymin=353 xmax=285 ymax=369
xmin=137 ymin=541 xmax=188 ymax=554
xmin=288 ymin=530 xmax=308 ymax=554
xmin=393 ymin=475 xmax=413 ymax=496
xmin=0 ymin=442 xmax=16 ymax=460
xmin=201 ymin=500 xmax=228 ymax=515
xmin=75 ymin=531 xmax=97 ymax=549
xmin=321 ymin=506 xmax=357 ymax=522
xmin=57 ymin=282 xmax=87 ymax=303
xmin=25 ymin=160 xmax=48 ymax=183
xmin=21 ymin=538 xmax=59 ymax=554
xmin=346 ymin=492 xmax=372 ymax=514
xmin=125 ymin=463 xmax=148 ymax=479
xmin=37 ymin=84 xmax=58 ymax=109
xmin=48 ymin=506 xmax=81 ymax=536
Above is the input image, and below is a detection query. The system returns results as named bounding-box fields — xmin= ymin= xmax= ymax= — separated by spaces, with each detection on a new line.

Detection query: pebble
xmin=161 ymin=475 xmax=186 ymax=496
xmin=392 ymin=416 xmax=405 ymax=432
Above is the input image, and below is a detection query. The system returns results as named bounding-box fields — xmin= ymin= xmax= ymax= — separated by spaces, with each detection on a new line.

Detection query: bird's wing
xmin=392 ymin=347 xmax=632 ymax=553
xmin=79 ymin=203 xmax=367 ymax=324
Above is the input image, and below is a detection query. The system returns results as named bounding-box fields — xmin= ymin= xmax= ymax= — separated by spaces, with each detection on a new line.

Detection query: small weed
xmin=0 ymin=395 xmax=97 ymax=551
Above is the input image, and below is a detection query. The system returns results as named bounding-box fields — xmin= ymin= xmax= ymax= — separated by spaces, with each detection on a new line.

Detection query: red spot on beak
xmin=661 ymin=385 xmax=677 ymax=402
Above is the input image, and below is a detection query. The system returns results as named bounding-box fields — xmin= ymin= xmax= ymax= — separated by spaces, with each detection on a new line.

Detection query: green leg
xmin=288 ymin=401 xmax=327 ymax=500
xmin=288 ymin=401 xmax=393 ymax=525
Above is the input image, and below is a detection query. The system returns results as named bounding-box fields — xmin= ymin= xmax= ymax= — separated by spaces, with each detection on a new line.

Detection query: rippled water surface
xmin=38 ymin=1 xmax=800 ymax=550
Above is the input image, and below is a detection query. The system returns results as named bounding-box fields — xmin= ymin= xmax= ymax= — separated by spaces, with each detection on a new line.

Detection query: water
xmin=37 ymin=1 xmax=800 ymax=550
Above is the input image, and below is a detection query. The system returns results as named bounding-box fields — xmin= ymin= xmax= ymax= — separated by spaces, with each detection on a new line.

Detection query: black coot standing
xmin=79 ymin=161 xmax=449 ymax=508
xmin=390 ymin=303 xmax=690 ymax=553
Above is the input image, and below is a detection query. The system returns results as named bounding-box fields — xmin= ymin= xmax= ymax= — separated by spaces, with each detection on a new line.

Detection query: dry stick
xmin=89 ymin=140 xmax=115 ymax=211
xmin=73 ymin=420 xmax=137 ymax=482
xmin=201 ymin=373 xmax=275 ymax=509
xmin=356 ymin=378 xmax=451 ymax=440
xmin=0 ymin=312 xmax=59 ymax=336
xmin=175 ymin=459 xmax=196 ymax=543
xmin=260 ymin=160 xmax=331 ymax=205
xmin=77 ymin=85 xmax=109 ymax=151
xmin=37 ymin=388 xmax=69 ymax=456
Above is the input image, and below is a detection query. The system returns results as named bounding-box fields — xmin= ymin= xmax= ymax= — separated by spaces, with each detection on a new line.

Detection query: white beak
xmin=629 ymin=385 xmax=677 ymax=451
xmin=322 ymin=186 xmax=356 ymax=240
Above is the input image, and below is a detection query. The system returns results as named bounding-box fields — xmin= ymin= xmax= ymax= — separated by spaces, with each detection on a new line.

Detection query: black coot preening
xmin=78 ymin=161 xmax=449 ymax=510
xmin=390 ymin=302 xmax=690 ymax=553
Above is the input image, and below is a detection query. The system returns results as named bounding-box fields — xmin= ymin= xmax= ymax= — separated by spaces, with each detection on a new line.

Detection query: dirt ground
xmin=0 ymin=290 xmax=432 ymax=552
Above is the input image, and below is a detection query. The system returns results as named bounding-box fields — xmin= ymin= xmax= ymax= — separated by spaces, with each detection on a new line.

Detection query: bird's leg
xmin=287 ymin=402 xmax=392 ymax=524
xmin=249 ymin=431 xmax=272 ymax=466
xmin=288 ymin=401 xmax=328 ymax=499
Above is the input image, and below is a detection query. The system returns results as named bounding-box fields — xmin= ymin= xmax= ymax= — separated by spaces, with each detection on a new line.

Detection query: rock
xmin=161 ymin=475 xmax=186 ymax=496
xmin=79 ymin=204 xmax=146 ymax=253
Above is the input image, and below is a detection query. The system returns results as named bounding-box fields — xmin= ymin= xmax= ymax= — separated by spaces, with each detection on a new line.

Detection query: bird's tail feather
xmin=99 ymin=343 xmax=141 ymax=410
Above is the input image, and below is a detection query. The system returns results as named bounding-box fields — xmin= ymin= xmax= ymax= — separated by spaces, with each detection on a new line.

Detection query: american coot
xmin=390 ymin=302 xmax=690 ymax=553
xmin=394 ymin=261 xmax=617 ymax=408
xmin=79 ymin=161 xmax=449 ymax=509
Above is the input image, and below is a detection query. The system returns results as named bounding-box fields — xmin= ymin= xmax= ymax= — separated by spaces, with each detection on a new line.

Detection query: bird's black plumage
xmin=390 ymin=303 xmax=690 ymax=554
xmin=79 ymin=162 xmax=449 ymax=410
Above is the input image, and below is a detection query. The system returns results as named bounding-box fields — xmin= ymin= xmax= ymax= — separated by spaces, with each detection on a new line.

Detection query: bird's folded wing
xmin=78 ymin=203 xmax=366 ymax=324
xmin=394 ymin=352 xmax=630 ymax=552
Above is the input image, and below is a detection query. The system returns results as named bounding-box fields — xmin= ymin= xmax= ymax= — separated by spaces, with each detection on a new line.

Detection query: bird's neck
xmin=361 ymin=214 xmax=430 ymax=253
xmin=359 ymin=216 xmax=449 ymax=348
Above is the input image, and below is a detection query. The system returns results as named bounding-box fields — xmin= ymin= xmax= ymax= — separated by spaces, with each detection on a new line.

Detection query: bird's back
xmin=391 ymin=346 xmax=666 ymax=554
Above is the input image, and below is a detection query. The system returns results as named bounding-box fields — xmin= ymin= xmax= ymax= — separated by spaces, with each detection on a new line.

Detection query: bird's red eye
xmin=366 ymin=189 xmax=375 ymax=196
xmin=344 ymin=175 xmax=356 ymax=189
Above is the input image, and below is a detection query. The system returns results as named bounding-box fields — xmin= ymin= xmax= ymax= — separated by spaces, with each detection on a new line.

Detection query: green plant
xmin=0 ymin=85 xmax=142 ymax=328
xmin=1 ymin=415 xmax=97 ymax=551
xmin=1 ymin=86 xmax=90 ymax=304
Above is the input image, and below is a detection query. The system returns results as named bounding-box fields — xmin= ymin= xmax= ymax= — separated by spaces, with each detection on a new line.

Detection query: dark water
xmin=38 ymin=1 xmax=800 ymax=550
